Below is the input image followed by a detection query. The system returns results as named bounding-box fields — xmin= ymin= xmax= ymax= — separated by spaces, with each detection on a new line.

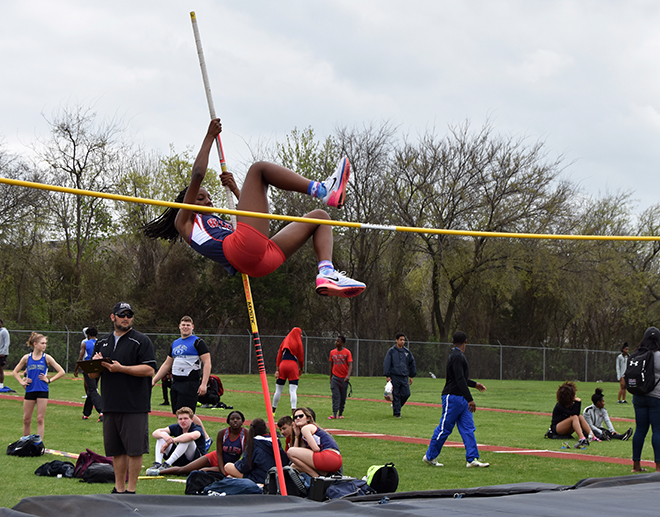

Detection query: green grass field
xmin=0 ymin=374 xmax=651 ymax=508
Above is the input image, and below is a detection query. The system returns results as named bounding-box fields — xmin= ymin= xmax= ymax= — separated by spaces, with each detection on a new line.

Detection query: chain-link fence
xmin=4 ymin=329 xmax=621 ymax=383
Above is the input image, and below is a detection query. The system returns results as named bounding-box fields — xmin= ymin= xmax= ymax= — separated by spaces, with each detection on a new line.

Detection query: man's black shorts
xmin=103 ymin=412 xmax=149 ymax=457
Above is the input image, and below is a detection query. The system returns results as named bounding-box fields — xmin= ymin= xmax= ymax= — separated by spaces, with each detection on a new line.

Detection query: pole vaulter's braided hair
xmin=141 ymin=187 xmax=188 ymax=241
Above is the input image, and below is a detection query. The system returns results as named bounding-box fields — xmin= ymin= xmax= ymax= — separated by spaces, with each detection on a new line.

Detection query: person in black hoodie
xmin=224 ymin=418 xmax=289 ymax=484
xmin=423 ymin=331 xmax=489 ymax=468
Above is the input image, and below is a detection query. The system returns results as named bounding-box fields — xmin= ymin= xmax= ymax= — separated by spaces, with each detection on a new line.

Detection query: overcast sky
xmin=2 ymin=1 xmax=659 ymax=213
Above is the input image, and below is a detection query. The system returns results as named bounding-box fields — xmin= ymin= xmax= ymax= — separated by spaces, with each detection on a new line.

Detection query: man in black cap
xmin=91 ymin=302 xmax=157 ymax=494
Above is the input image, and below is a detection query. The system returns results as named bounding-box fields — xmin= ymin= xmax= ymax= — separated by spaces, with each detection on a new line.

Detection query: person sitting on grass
xmin=287 ymin=407 xmax=342 ymax=477
xmin=224 ymin=418 xmax=289 ymax=485
xmin=583 ymin=388 xmax=633 ymax=441
xmin=146 ymin=406 xmax=206 ymax=475
xmin=550 ymin=381 xmax=593 ymax=448
xmin=277 ymin=415 xmax=294 ymax=452
xmin=159 ymin=410 xmax=247 ymax=477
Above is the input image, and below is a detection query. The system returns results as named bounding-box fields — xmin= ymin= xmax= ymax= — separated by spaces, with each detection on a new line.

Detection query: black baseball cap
xmin=112 ymin=302 xmax=134 ymax=316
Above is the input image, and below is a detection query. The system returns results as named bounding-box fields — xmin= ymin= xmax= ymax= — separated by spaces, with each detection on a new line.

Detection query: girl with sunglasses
xmin=287 ymin=407 xmax=342 ymax=476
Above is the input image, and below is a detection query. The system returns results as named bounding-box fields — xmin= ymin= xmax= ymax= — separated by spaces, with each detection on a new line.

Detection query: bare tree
xmin=391 ymin=121 xmax=573 ymax=339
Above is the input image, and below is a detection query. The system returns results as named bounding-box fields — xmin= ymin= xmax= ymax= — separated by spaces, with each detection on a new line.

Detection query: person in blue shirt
xmin=383 ymin=333 xmax=417 ymax=418
xmin=12 ymin=332 xmax=65 ymax=441
xmin=74 ymin=326 xmax=103 ymax=422
xmin=152 ymin=315 xmax=213 ymax=450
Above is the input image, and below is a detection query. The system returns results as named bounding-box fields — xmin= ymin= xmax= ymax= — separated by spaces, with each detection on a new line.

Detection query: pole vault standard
xmin=190 ymin=11 xmax=288 ymax=495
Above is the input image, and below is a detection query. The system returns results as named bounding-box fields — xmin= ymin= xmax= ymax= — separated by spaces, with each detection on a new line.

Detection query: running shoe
xmin=423 ymin=455 xmax=443 ymax=467
xmin=97 ymin=414 xmax=103 ymax=423
xmin=82 ymin=415 xmax=89 ymax=420
xmin=315 ymin=269 xmax=366 ymax=298
xmin=158 ymin=462 xmax=171 ymax=473
xmin=466 ymin=458 xmax=489 ymax=468
xmin=322 ymin=157 xmax=350 ymax=209
xmin=0 ymin=386 xmax=16 ymax=393
xmin=205 ymin=437 xmax=213 ymax=453
xmin=622 ymin=428 xmax=633 ymax=441
xmin=573 ymin=438 xmax=589 ymax=449
xmin=145 ymin=462 xmax=162 ymax=476
xmin=328 ymin=415 xmax=337 ymax=420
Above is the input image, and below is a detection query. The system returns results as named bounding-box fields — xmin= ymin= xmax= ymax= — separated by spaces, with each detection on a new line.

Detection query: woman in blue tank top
xmin=12 ymin=333 xmax=65 ymax=440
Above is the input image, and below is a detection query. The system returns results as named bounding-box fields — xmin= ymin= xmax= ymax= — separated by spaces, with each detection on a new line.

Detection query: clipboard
xmin=76 ymin=359 xmax=110 ymax=374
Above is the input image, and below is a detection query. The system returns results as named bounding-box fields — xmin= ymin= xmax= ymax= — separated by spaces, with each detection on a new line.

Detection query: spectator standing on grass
xmin=423 ymin=331 xmax=489 ymax=468
xmin=90 ymin=302 xmax=157 ymax=494
xmin=0 ymin=318 xmax=15 ymax=393
xmin=160 ymin=372 xmax=172 ymax=406
xmin=631 ymin=327 xmax=660 ymax=473
xmin=616 ymin=343 xmax=629 ymax=404
xmin=328 ymin=335 xmax=352 ymax=420
xmin=383 ymin=332 xmax=416 ymax=418
xmin=152 ymin=316 xmax=213 ymax=450
xmin=272 ymin=327 xmax=304 ymax=413
xmin=12 ymin=332 xmax=65 ymax=441
xmin=74 ymin=327 xmax=103 ymax=422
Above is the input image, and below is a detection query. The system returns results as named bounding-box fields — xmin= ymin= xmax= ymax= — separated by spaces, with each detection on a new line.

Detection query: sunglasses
xmin=293 ymin=414 xmax=306 ymax=420
xmin=115 ymin=312 xmax=134 ymax=318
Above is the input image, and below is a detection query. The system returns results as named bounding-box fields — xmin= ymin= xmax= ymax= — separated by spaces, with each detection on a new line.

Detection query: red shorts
xmin=278 ymin=359 xmax=300 ymax=382
xmin=312 ymin=449 xmax=342 ymax=473
xmin=223 ymin=222 xmax=286 ymax=278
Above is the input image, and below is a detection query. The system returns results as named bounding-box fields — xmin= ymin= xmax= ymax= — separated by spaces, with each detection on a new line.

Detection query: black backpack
xmin=80 ymin=462 xmax=115 ymax=483
xmin=263 ymin=465 xmax=308 ymax=497
xmin=7 ymin=435 xmax=45 ymax=457
xmin=365 ymin=462 xmax=399 ymax=493
xmin=185 ymin=469 xmax=226 ymax=495
xmin=35 ymin=460 xmax=75 ymax=477
xmin=198 ymin=374 xmax=224 ymax=406
xmin=73 ymin=448 xmax=113 ymax=478
xmin=625 ymin=348 xmax=660 ymax=396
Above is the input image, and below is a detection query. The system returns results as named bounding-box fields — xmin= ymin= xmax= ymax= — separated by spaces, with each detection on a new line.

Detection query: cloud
xmin=508 ymin=49 xmax=575 ymax=84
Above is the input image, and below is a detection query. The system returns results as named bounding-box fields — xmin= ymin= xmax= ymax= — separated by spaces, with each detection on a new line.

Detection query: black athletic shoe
xmin=159 ymin=401 xmax=169 ymax=406
xmin=622 ymin=428 xmax=633 ymax=441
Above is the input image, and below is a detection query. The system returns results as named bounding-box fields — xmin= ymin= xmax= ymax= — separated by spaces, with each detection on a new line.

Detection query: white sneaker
xmin=315 ymin=269 xmax=365 ymax=298
xmin=423 ymin=454 xmax=443 ymax=467
xmin=322 ymin=157 xmax=350 ymax=208
xmin=145 ymin=462 xmax=162 ymax=476
xmin=466 ymin=459 xmax=489 ymax=468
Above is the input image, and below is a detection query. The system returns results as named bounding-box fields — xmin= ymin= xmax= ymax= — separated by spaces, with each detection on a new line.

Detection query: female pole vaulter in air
xmin=143 ymin=119 xmax=365 ymax=298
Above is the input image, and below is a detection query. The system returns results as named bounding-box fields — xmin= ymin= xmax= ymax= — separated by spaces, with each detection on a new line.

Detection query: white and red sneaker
xmin=322 ymin=157 xmax=350 ymax=209
xmin=315 ymin=269 xmax=365 ymax=298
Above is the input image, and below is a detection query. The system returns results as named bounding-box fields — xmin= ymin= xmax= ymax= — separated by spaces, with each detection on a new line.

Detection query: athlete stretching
xmin=143 ymin=119 xmax=365 ymax=298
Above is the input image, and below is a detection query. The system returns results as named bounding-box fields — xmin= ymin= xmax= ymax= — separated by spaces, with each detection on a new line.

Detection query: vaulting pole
xmin=190 ymin=11 xmax=288 ymax=495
